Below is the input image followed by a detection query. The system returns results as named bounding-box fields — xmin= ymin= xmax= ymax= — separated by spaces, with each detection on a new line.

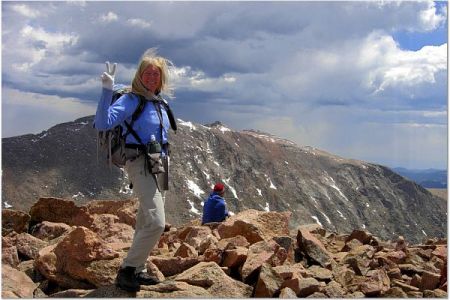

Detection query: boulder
xmin=2 ymin=209 xmax=30 ymax=235
xmin=410 ymin=274 xmax=422 ymax=288
xmin=406 ymin=291 xmax=423 ymax=297
xmin=297 ymin=227 xmax=335 ymax=268
xmin=240 ymin=240 xmax=287 ymax=282
xmin=15 ymin=232 xmax=48 ymax=259
xmin=323 ymin=280 xmax=346 ymax=297
xmin=306 ymin=265 xmax=333 ymax=281
xmin=345 ymin=229 xmax=374 ymax=244
xmin=395 ymin=236 xmax=408 ymax=252
xmin=341 ymin=238 xmax=363 ymax=252
xmin=297 ymin=224 xmax=326 ymax=236
xmin=83 ymin=199 xmax=138 ymax=227
xmin=49 ymin=227 xmax=121 ymax=287
xmin=217 ymin=235 xmax=250 ymax=250
xmin=384 ymin=286 xmax=408 ymax=297
xmin=34 ymin=244 xmax=58 ymax=281
xmin=198 ymin=234 xmax=219 ymax=254
xmin=279 ymin=287 xmax=298 ymax=298
xmin=273 ymin=235 xmax=296 ymax=263
xmin=307 ymin=292 xmax=327 ymax=298
xmin=359 ymin=269 xmax=390 ymax=296
xmin=2 ymin=239 xmax=19 ymax=267
xmin=29 ymin=197 xmax=89 ymax=225
xmin=385 ymin=250 xmax=407 ymax=264
xmin=150 ymin=256 xmax=200 ymax=277
xmin=217 ymin=209 xmax=290 ymax=244
xmin=184 ymin=226 xmax=212 ymax=249
xmin=36 ymin=245 xmax=96 ymax=290
xmin=2 ymin=265 xmax=38 ymax=298
xmin=175 ymin=261 xmax=252 ymax=297
xmin=84 ymin=285 xmax=141 ymax=298
xmin=273 ymin=263 xmax=308 ymax=280
xmin=88 ymin=214 xmax=135 ymax=243
xmin=387 ymin=267 xmax=402 ymax=280
xmin=332 ymin=265 xmax=355 ymax=289
xmin=222 ymin=246 xmax=248 ymax=268
xmin=392 ymin=279 xmax=420 ymax=293
xmin=420 ymin=271 xmax=441 ymax=291
xmin=49 ymin=289 xmax=94 ymax=298
xmin=347 ymin=291 xmax=365 ymax=298
xmin=202 ymin=248 xmax=223 ymax=264
xmin=146 ymin=260 xmax=166 ymax=283
xmin=54 ymin=227 xmax=118 ymax=262
xmin=281 ymin=277 xmax=320 ymax=297
xmin=398 ymin=264 xmax=424 ymax=275
xmin=423 ymin=288 xmax=447 ymax=298
xmin=174 ymin=242 xmax=198 ymax=258
xmin=253 ymin=263 xmax=284 ymax=297
xmin=80 ymin=256 xmax=124 ymax=287
xmin=432 ymin=246 xmax=447 ymax=261
xmin=17 ymin=260 xmax=44 ymax=283
xmin=139 ymin=281 xmax=212 ymax=298
xmin=342 ymin=244 xmax=376 ymax=275
xmin=31 ymin=221 xmax=73 ymax=241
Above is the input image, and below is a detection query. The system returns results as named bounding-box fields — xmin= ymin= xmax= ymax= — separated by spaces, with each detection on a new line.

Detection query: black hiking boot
xmin=135 ymin=271 xmax=160 ymax=285
xmin=115 ymin=266 xmax=140 ymax=292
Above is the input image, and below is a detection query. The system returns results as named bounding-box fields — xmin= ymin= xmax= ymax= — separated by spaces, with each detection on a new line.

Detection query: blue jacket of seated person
xmin=202 ymin=192 xmax=229 ymax=224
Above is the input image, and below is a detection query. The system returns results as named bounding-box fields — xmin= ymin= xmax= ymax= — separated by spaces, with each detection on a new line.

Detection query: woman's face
xmin=141 ymin=64 xmax=161 ymax=93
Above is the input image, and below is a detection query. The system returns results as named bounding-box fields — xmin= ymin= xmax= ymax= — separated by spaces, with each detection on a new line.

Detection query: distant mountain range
xmin=2 ymin=116 xmax=447 ymax=244
xmin=393 ymin=168 xmax=447 ymax=189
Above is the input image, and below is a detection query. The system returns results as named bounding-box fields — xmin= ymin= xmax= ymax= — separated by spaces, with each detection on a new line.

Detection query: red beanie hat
xmin=213 ymin=183 xmax=224 ymax=193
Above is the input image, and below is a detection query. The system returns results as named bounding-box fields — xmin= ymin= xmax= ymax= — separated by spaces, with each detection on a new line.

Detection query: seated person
xmin=202 ymin=183 xmax=229 ymax=224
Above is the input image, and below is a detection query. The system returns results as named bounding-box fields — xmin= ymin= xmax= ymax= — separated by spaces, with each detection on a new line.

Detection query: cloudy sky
xmin=2 ymin=1 xmax=447 ymax=169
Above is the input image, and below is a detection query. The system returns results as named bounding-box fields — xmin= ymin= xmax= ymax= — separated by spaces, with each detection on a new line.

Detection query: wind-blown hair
xmin=131 ymin=48 xmax=174 ymax=99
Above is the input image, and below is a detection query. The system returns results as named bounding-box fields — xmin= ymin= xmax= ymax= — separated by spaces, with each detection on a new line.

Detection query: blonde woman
xmin=95 ymin=48 xmax=175 ymax=292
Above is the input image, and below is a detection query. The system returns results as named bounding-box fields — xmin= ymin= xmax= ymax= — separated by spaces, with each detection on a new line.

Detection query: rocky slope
xmin=2 ymin=116 xmax=447 ymax=243
xmin=2 ymin=198 xmax=447 ymax=298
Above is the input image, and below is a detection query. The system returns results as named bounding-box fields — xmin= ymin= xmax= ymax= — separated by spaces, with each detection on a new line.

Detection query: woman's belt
xmin=125 ymin=143 xmax=145 ymax=150
xmin=125 ymin=143 xmax=170 ymax=151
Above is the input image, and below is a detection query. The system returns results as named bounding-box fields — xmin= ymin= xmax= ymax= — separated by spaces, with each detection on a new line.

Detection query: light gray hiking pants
xmin=121 ymin=155 xmax=165 ymax=273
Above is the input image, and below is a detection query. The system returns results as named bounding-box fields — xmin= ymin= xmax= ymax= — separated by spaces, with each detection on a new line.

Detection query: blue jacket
xmin=95 ymin=87 xmax=170 ymax=154
xmin=202 ymin=192 xmax=229 ymax=224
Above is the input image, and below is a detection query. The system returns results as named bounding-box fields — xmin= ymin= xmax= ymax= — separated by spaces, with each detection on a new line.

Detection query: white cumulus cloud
xmin=11 ymin=4 xmax=41 ymax=18
xmin=126 ymin=18 xmax=152 ymax=28
xmin=99 ymin=11 xmax=118 ymax=23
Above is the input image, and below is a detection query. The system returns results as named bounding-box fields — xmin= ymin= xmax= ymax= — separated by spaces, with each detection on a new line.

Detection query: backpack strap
xmin=161 ymin=99 xmax=177 ymax=132
xmin=153 ymin=101 xmax=164 ymax=142
xmin=152 ymin=95 xmax=177 ymax=132
xmin=123 ymin=94 xmax=146 ymax=141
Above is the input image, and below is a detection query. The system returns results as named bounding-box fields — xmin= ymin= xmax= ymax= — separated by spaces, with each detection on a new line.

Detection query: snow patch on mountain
xmin=323 ymin=171 xmax=349 ymax=202
xmin=186 ymin=179 xmax=205 ymax=199
xmin=218 ymin=125 xmax=231 ymax=133
xmin=337 ymin=210 xmax=347 ymax=220
xmin=187 ymin=199 xmax=201 ymax=215
xmin=311 ymin=216 xmax=323 ymax=227
xmin=256 ymin=188 xmax=262 ymax=196
xmin=224 ymin=178 xmax=238 ymax=200
xmin=178 ymin=119 xmax=196 ymax=131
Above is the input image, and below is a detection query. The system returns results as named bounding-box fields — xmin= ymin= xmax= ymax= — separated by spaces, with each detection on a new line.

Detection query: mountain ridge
xmin=1 ymin=115 xmax=447 ymax=243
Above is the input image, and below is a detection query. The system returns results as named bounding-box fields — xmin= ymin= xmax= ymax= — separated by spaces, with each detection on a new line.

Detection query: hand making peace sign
xmin=101 ymin=61 xmax=117 ymax=90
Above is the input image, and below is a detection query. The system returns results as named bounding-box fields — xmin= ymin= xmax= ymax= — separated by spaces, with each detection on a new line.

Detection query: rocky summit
xmin=2 ymin=198 xmax=447 ymax=298
xmin=1 ymin=116 xmax=447 ymax=243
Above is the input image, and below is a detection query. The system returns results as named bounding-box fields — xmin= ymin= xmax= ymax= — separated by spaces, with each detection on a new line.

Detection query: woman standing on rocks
xmin=95 ymin=48 xmax=175 ymax=292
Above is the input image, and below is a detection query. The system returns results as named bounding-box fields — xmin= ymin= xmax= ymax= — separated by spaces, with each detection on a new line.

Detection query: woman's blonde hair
xmin=131 ymin=48 xmax=173 ymax=98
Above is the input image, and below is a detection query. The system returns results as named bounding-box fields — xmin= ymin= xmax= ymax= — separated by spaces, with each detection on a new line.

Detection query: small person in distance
xmin=202 ymin=183 xmax=230 ymax=224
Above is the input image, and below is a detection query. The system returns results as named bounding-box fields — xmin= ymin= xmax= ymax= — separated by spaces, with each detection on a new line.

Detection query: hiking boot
xmin=136 ymin=271 xmax=160 ymax=285
xmin=115 ymin=266 xmax=140 ymax=292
